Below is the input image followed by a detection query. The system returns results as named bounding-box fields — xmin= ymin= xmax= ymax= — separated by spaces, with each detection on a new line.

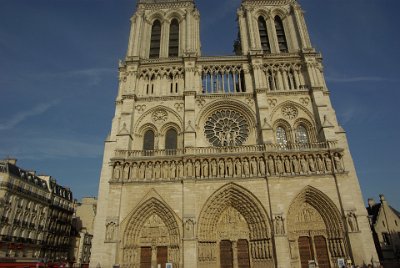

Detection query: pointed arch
xmin=123 ymin=197 xmax=181 ymax=247
xmin=149 ymin=20 xmax=162 ymax=58
xmin=258 ymin=16 xmax=271 ymax=53
xmin=274 ymin=16 xmax=288 ymax=53
xmin=198 ymin=183 xmax=272 ymax=241
xmin=169 ymin=19 xmax=180 ymax=57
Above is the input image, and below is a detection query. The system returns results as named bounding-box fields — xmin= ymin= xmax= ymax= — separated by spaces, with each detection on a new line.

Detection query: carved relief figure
xmin=325 ymin=155 xmax=333 ymax=172
xmin=267 ymin=156 xmax=275 ymax=175
xmin=146 ymin=162 xmax=153 ymax=180
xmin=258 ymin=157 xmax=266 ymax=176
xmin=178 ymin=161 xmax=184 ymax=178
xmin=243 ymin=158 xmax=250 ymax=177
xmin=274 ymin=216 xmax=285 ymax=235
xmin=170 ymin=161 xmax=177 ymax=179
xmin=308 ymin=155 xmax=316 ymax=172
xmin=226 ymin=158 xmax=234 ymax=177
xmin=106 ymin=222 xmax=116 ymax=241
xmin=211 ymin=159 xmax=217 ymax=177
xmin=130 ymin=162 xmax=138 ymax=181
xmin=113 ymin=162 xmax=122 ymax=181
xmin=317 ymin=155 xmax=325 ymax=173
xmin=185 ymin=219 xmax=195 ymax=238
xmin=334 ymin=153 xmax=344 ymax=172
xmin=154 ymin=162 xmax=161 ymax=179
xmin=292 ymin=156 xmax=300 ymax=174
xmin=347 ymin=212 xmax=359 ymax=232
xmin=195 ymin=160 xmax=201 ymax=178
xmin=218 ymin=159 xmax=225 ymax=177
xmin=276 ymin=157 xmax=284 ymax=175
xmin=139 ymin=162 xmax=145 ymax=179
xmin=284 ymin=156 xmax=291 ymax=174
xmin=162 ymin=161 xmax=169 ymax=179
xmin=123 ymin=164 xmax=130 ymax=181
xmin=202 ymin=160 xmax=209 ymax=178
xmin=300 ymin=155 xmax=309 ymax=174
xmin=235 ymin=159 xmax=242 ymax=177
xmin=186 ymin=160 xmax=193 ymax=177
xmin=250 ymin=157 xmax=258 ymax=176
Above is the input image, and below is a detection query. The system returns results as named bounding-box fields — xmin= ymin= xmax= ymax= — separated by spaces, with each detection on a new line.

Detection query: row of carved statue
xmin=112 ymin=153 xmax=345 ymax=182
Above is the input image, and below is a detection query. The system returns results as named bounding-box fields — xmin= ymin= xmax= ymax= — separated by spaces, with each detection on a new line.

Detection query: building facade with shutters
xmin=0 ymin=159 xmax=74 ymax=266
xmin=91 ymin=0 xmax=379 ymax=267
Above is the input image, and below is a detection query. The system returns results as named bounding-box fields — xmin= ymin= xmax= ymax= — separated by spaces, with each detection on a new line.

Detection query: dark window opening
xmin=258 ymin=17 xmax=271 ymax=53
xmin=150 ymin=20 xmax=161 ymax=58
xmin=274 ymin=16 xmax=288 ymax=53
xmin=169 ymin=19 xmax=179 ymax=57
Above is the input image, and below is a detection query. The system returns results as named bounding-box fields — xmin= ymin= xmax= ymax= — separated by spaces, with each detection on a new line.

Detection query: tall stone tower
xmin=91 ymin=0 xmax=379 ymax=267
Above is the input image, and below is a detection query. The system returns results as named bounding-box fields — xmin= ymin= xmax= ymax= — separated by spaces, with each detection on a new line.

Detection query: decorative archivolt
xmin=197 ymin=183 xmax=272 ymax=241
xmin=164 ymin=9 xmax=186 ymax=23
xmin=134 ymin=105 xmax=183 ymax=135
xmin=122 ymin=196 xmax=181 ymax=248
xmin=196 ymin=99 xmax=257 ymax=131
xmin=287 ymin=186 xmax=344 ymax=239
xmin=270 ymin=100 xmax=314 ymax=123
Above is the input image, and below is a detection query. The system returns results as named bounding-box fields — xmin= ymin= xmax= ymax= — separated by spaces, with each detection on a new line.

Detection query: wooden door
xmin=220 ymin=240 xmax=233 ymax=268
xmin=237 ymin=239 xmax=250 ymax=268
xmin=298 ymin=236 xmax=313 ymax=268
xmin=314 ymin=236 xmax=330 ymax=268
xmin=157 ymin=246 xmax=168 ymax=268
xmin=140 ymin=247 xmax=152 ymax=268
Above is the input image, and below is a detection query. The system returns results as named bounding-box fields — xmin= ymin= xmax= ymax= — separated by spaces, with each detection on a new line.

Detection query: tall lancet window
xmin=165 ymin=128 xmax=178 ymax=155
xmin=143 ymin=130 xmax=155 ymax=151
xmin=149 ymin=20 xmax=161 ymax=58
xmin=169 ymin=19 xmax=179 ymax=57
xmin=274 ymin=16 xmax=288 ymax=52
xmin=276 ymin=126 xmax=288 ymax=148
xmin=258 ymin=17 xmax=271 ymax=53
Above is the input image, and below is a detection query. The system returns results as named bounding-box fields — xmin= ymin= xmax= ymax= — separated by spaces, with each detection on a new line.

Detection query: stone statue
xmin=130 ymin=162 xmax=138 ymax=181
xmin=300 ymin=155 xmax=309 ymax=174
xmin=235 ymin=159 xmax=242 ymax=177
xmin=292 ymin=156 xmax=300 ymax=174
xmin=325 ymin=155 xmax=333 ymax=172
xmin=211 ymin=159 xmax=217 ymax=177
xmin=258 ymin=157 xmax=266 ymax=176
xmin=334 ymin=153 xmax=343 ymax=172
xmin=146 ymin=162 xmax=153 ymax=180
xmin=195 ymin=160 xmax=201 ymax=178
xmin=106 ymin=222 xmax=115 ymax=241
xmin=267 ymin=156 xmax=275 ymax=175
xmin=162 ymin=161 xmax=169 ymax=179
xmin=154 ymin=162 xmax=161 ymax=179
xmin=243 ymin=158 xmax=250 ymax=177
xmin=276 ymin=157 xmax=284 ymax=175
xmin=170 ymin=161 xmax=176 ymax=179
xmin=178 ymin=161 xmax=184 ymax=178
xmin=308 ymin=155 xmax=316 ymax=172
xmin=186 ymin=160 xmax=193 ymax=177
xmin=275 ymin=216 xmax=285 ymax=235
xmin=284 ymin=156 xmax=291 ymax=174
xmin=250 ymin=158 xmax=258 ymax=176
xmin=113 ymin=163 xmax=122 ymax=181
xmin=139 ymin=162 xmax=145 ymax=179
xmin=347 ymin=212 xmax=359 ymax=232
xmin=226 ymin=158 xmax=233 ymax=177
xmin=123 ymin=164 xmax=130 ymax=181
xmin=218 ymin=159 xmax=225 ymax=177
xmin=316 ymin=155 xmax=325 ymax=173
xmin=202 ymin=160 xmax=209 ymax=178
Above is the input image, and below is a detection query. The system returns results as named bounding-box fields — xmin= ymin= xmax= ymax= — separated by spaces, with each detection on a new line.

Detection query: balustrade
xmin=201 ymin=64 xmax=246 ymax=94
xmin=262 ymin=62 xmax=308 ymax=92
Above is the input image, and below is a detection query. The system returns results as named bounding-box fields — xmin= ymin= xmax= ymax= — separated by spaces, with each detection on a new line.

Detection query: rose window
xmin=204 ymin=110 xmax=249 ymax=147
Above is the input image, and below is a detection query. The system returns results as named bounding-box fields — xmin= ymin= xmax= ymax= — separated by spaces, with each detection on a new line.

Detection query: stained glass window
xmin=296 ymin=125 xmax=309 ymax=145
xmin=276 ymin=127 xmax=288 ymax=148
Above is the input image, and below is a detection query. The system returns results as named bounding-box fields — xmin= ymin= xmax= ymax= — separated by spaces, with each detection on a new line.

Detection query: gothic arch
xmin=293 ymin=117 xmax=317 ymax=143
xmin=146 ymin=11 xmax=167 ymax=25
xmin=197 ymin=183 xmax=275 ymax=267
xmin=286 ymin=186 xmax=348 ymax=266
xmin=254 ymin=8 xmax=270 ymax=21
xmin=137 ymin=123 xmax=158 ymax=137
xmin=270 ymin=100 xmax=315 ymax=124
xmin=165 ymin=10 xmax=185 ymax=23
xmin=121 ymin=196 xmax=181 ymax=267
xmin=134 ymin=105 xmax=183 ymax=134
xmin=270 ymin=8 xmax=290 ymax=20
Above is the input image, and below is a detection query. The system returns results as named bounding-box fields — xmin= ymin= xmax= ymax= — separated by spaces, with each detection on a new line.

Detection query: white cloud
xmin=0 ymin=100 xmax=59 ymax=131
xmin=326 ymin=76 xmax=396 ymax=83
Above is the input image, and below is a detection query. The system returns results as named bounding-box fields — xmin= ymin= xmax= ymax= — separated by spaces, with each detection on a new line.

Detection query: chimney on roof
xmin=368 ymin=198 xmax=375 ymax=207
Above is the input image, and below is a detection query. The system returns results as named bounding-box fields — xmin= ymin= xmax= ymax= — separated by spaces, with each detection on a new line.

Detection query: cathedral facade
xmin=91 ymin=0 xmax=379 ymax=267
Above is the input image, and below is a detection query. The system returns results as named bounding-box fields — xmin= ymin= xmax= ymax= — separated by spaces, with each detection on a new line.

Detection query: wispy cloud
xmin=326 ymin=76 xmax=396 ymax=83
xmin=0 ymin=100 xmax=59 ymax=131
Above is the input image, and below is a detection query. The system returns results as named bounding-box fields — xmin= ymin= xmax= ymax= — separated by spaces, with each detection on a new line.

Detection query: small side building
xmin=70 ymin=197 xmax=97 ymax=268
xmin=367 ymin=195 xmax=400 ymax=267
xmin=0 ymin=159 xmax=74 ymax=267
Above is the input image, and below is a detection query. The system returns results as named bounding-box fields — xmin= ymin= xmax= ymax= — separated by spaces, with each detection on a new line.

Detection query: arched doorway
xmin=287 ymin=187 xmax=348 ymax=268
xmin=122 ymin=198 xmax=181 ymax=268
xmin=197 ymin=183 xmax=274 ymax=268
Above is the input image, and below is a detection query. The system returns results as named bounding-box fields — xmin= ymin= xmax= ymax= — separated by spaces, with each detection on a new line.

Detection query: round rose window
xmin=204 ymin=110 xmax=249 ymax=147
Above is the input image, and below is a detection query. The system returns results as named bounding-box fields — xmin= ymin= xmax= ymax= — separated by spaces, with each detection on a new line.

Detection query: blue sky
xmin=0 ymin=0 xmax=399 ymax=208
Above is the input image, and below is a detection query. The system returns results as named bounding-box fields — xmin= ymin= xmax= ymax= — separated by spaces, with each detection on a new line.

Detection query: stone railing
xmin=110 ymin=142 xmax=344 ymax=183
xmin=114 ymin=142 xmax=337 ymax=159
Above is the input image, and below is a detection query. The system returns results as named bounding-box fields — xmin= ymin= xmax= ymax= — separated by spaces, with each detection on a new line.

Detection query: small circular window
xmin=204 ymin=110 xmax=249 ymax=147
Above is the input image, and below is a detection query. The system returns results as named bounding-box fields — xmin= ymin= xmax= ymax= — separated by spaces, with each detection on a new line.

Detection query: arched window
xmin=169 ymin=19 xmax=179 ymax=57
xmin=165 ymin=128 xmax=178 ymax=155
xmin=258 ymin=17 xmax=271 ymax=53
xmin=149 ymin=20 xmax=161 ymax=58
xmin=276 ymin=126 xmax=288 ymax=148
xmin=295 ymin=125 xmax=309 ymax=145
xmin=274 ymin=16 xmax=288 ymax=53
xmin=143 ymin=130 xmax=155 ymax=152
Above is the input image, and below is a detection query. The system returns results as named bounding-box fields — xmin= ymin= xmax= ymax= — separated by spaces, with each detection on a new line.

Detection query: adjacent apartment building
xmin=0 ymin=159 xmax=74 ymax=267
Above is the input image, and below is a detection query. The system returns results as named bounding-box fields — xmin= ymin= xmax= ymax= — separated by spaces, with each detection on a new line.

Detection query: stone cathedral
xmin=91 ymin=0 xmax=379 ymax=267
